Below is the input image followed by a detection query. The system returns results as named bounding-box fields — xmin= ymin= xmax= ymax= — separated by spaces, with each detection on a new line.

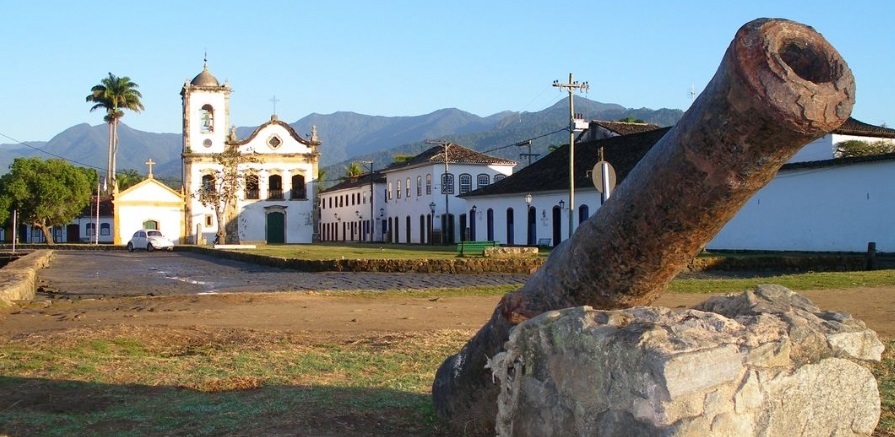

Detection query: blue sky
xmin=2 ymin=1 xmax=892 ymax=142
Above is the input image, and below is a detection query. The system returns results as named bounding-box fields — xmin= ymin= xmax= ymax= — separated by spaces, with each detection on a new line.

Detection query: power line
xmin=482 ymin=127 xmax=567 ymax=154
xmin=0 ymin=131 xmax=107 ymax=173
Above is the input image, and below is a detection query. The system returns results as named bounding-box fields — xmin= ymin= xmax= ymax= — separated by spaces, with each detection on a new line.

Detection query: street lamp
xmin=429 ymin=202 xmax=436 ymax=245
xmin=559 ymin=199 xmax=565 ymax=210
xmin=524 ymin=193 xmax=533 ymax=207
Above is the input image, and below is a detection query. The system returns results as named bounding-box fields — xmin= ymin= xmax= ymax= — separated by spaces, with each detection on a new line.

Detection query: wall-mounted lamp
xmin=379 ymin=207 xmax=385 ymax=217
xmin=542 ymin=210 xmax=547 ymax=219
xmin=524 ymin=193 xmax=533 ymax=207
xmin=558 ymin=199 xmax=565 ymax=210
xmin=334 ymin=212 xmax=340 ymax=221
xmin=355 ymin=210 xmax=360 ymax=218
xmin=471 ymin=205 xmax=477 ymax=214
xmin=429 ymin=201 xmax=436 ymax=215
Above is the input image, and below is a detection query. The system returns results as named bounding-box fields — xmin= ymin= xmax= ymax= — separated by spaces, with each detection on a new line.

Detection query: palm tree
xmin=341 ymin=162 xmax=364 ymax=181
xmin=86 ymin=73 xmax=144 ymax=190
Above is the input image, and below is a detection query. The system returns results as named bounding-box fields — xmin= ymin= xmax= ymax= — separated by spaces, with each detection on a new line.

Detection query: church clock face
xmin=203 ymin=139 xmax=213 ymax=148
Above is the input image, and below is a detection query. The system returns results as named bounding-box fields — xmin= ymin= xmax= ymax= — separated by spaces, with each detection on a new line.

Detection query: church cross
xmin=270 ymin=95 xmax=280 ymax=116
xmin=145 ymin=159 xmax=156 ymax=178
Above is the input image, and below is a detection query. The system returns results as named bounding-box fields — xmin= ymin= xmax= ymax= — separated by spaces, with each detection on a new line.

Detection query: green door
xmin=266 ymin=212 xmax=285 ymax=244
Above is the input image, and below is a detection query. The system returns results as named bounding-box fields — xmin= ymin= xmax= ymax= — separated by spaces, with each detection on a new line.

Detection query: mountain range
xmin=0 ymin=97 xmax=683 ymax=185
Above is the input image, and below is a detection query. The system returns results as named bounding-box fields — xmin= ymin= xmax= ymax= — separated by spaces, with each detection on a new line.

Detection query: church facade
xmin=181 ymin=62 xmax=321 ymax=245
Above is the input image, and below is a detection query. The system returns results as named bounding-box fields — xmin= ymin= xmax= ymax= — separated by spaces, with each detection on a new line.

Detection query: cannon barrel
xmin=433 ymin=18 xmax=855 ymax=433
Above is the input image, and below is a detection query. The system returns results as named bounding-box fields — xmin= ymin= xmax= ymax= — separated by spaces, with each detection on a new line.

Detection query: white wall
xmin=709 ymin=159 xmax=895 ymax=252
xmin=466 ymin=189 xmax=603 ymax=246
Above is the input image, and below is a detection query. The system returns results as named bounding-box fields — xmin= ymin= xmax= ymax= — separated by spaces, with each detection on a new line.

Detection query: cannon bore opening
xmin=779 ymin=39 xmax=836 ymax=84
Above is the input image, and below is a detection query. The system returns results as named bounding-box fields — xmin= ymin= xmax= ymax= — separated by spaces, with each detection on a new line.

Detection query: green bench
xmin=456 ymin=240 xmax=499 ymax=256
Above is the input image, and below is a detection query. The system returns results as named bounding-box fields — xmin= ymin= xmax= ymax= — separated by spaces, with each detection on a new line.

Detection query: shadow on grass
xmin=0 ymin=376 xmax=449 ymax=437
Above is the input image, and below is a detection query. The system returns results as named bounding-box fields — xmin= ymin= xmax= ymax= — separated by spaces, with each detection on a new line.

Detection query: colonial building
xmin=318 ymin=171 xmax=386 ymax=243
xmin=463 ymin=118 xmax=895 ymax=252
xmin=319 ymin=143 xmax=515 ymax=244
xmin=181 ymin=61 xmax=320 ymax=244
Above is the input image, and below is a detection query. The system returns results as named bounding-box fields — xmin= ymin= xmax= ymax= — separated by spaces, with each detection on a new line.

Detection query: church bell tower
xmin=181 ymin=58 xmax=232 ymax=242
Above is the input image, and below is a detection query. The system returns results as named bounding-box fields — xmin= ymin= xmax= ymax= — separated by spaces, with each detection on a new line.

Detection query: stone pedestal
xmin=491 ymin=285 xmax=883 ymax=436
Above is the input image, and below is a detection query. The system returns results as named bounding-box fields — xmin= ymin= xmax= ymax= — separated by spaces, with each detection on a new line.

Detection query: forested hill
xmin=0 ymin=97 xmax=683 ymax=182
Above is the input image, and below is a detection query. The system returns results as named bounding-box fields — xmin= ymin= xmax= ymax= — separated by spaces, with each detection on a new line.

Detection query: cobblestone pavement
xmin=37 ymin=251 xmax=532 ymax=298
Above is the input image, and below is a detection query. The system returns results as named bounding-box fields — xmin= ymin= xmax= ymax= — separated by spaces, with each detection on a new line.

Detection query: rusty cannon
xmin=432 ymin=18 xmax=855 ymax=433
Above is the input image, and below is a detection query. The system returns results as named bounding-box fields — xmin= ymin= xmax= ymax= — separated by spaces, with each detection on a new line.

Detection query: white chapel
xmin=181 ymin=61 xmax=321 ymax=244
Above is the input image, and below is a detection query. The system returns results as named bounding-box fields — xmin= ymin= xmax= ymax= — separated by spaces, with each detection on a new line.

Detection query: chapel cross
xmin=270 ymin=95 xmax=280 ymax=116
xmin=145 ymin=159 xmax=156 ymax=178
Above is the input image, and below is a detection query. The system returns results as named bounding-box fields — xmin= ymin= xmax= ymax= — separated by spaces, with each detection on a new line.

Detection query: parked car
xmin=127 ymin=229 xmax=174 ymax=252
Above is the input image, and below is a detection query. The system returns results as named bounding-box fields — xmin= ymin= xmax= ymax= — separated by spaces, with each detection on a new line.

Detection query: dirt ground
xmin=2 ymin=279 xmax=894 ymax=436
xmin=2 ymin=286 xmax=895 ymax=339
xmin=5 ymin=251 xmax=889 ymax=339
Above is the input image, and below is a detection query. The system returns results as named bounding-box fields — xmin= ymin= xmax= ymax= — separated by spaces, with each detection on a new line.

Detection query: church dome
xmin=190 ymin=65 xmax=220 ymax=87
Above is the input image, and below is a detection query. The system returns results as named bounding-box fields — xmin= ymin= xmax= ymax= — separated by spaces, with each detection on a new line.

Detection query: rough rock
xmin=492 ymin=285 xmax=882 ymax=436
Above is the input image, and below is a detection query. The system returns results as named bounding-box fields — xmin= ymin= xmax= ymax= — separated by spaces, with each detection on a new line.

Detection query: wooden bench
xmin=537 ymin=238 xmax=552 ymax=248
xmin=456 ymin=240 xmax=499 ymax=256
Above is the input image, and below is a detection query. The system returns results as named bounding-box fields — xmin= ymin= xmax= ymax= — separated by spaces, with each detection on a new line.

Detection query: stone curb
xmin=0 ymin=250 xmax=54 ymax=305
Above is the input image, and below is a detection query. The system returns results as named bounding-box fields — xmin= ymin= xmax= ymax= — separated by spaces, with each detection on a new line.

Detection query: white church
xmin=179 ymin=62 xmax=320 ymax=245
xmin=97 ymin=62 xmax=321 ymax=246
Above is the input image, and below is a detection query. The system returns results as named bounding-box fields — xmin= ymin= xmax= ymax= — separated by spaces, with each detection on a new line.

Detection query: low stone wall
xmin=485 ymin=246 xmax=539 ymax=258
xmin=0 ymin=250 xmax=53 ymax=305
xmin=688 ymin=253 xmax=870 ymax=272
xmin=189 ymin=246 xmax=542 ymax=274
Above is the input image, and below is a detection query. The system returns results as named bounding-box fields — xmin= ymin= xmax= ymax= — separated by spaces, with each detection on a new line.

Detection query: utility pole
xmin=426 ymin=139 xmax=452 ymax=244
xmin=516 ymin=139 xmax=539 ymax=167
xmin=553 ymin=73 xmax=589 ymax=239
xmin=359 ymin=160 xmax=374 ymax=242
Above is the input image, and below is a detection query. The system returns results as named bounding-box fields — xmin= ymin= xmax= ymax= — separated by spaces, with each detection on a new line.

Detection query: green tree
xmin=316 ymin=168 xmax=329 ymax=190
xmin=192 ymin=147 xmax=260 ymax=245
xmin=116 ymin=168 xmax=144 ymax=191
xmin=342 ymin=162 xmax=364 ymax=181
xmin=835 ymin=140 xmax=895 ymax=158
xmin=392 ymin=154 xmax=414 ymax=165
xmin=0 ymin=158 xmax=94 ymax=244
xmin=86 ymin=73 xmax=144 ymax=190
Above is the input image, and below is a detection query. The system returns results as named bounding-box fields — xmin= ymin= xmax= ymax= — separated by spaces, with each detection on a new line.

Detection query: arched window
xmin=459 ymin=174 xmax=472 ymax=194
xmin=388 ymin=182 xmax=393 ymax=200
xmin=201 ymin=174 xmax=215 ymax=191
xmin=425 ymin=174 xmax=432 ymax=194
xmin=397 ymin=180 xmax=402 ymax=199
xmin=245 ymin=174 xmax=259 ymax=199
xmin=268 ymin=174 xmax=283 ymax=200
xmin=579 ymin=204 xmax=590 ymax=223
xmin=494 ymin=174 xmax=507 ymax=182
xmin=477 ymin=173 xmax=490 ymax=188
xmin=405 ymin=177 xmax=411 ymax=198
xmin=200 ymin=104 xmax=214 ymax=133
xmin=291 ymin=174 xmax=306 ymax=200
xmin=441 ymin=173 xmax=454 ymax=194
xmin=416 ymin=176 xmax=422 ymax=196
